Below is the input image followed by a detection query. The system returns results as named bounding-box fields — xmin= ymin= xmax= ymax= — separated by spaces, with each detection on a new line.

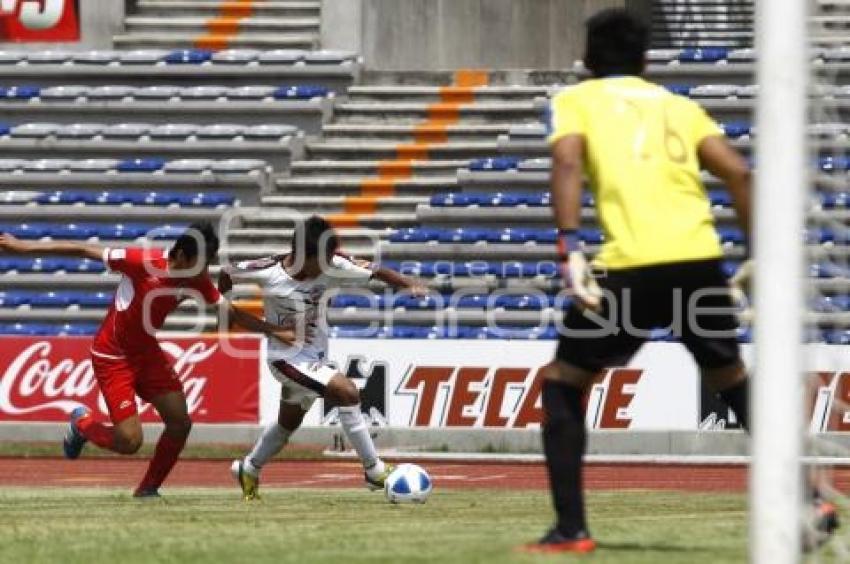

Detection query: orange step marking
xmin=414 ymin=124 xmax=449 ymax=144
xmin=426 ymin=103 xmax=461 ymax=123
xmin=396 ymin=144 xmax=430 ymax=160
xmin=361 ymin=178 xmax=397 ymax=196
xmin=194 ymin=1 xmax=254 ymax=51
xmin=221 ymin=1 xmax=253 ymax=17
xmin=194 ymin=35 xmax=230 ymax=50
xmin=327 ymin=213 xmax=361 ymax=228
xmin=207 ymin=16 xmax=242 ymax=34
xmin=377 ymin=160 xmax=413 ymax=178
xmin=344 ymin=196 xmax=380 ymax=214
xmin=440 ymin=86 xmax=476 ymax=104
xmin=454 ymin=69 xmax=489 ymax=87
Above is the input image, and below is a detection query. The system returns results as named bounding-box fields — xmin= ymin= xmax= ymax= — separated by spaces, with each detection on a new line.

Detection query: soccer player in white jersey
xmin=222 ymin=215 xmax=425 ymax=500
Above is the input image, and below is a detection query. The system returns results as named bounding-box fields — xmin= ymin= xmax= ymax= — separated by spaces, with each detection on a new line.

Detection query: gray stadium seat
xmin=212 ymin=49 xmax=261 ymax=65
xmin=39 ymin=85 xmax=89 ymax=100
xmin=87 ymin=85 xmax=137 ymax=100
xmin=508 ymin=124 xmax=547 ymax=139
xmin=117 ymin=49 xmax=170 ymax=64
xmin=101 ymin=123 xmax=152 ymax=138
xmin=72 ymin=51 xmax=119 ymax=65
xmin=226 ymin=85 xmax=276 ymax=100
xmin=257 ymin=49 xmax=306 ymax=64
xmin=148 ymin=123 xmax=198 ymax=138
xmin=11 ymin=123 xmax=60 ymax=138
xmin=23 ymin=159 xmax=73 ymax=172
xmin=181 ymin=85 xmax=229 ymax=100
xmin=26 ymin=50 xmax=73 ymax=64
xmin=196 ymin=124 xmax=244 ymax=139
xmin=647 ymin=49 xmax=681 ymax=63
xmin=210 ymin=159 xmax=267 ymax=173
xmin=0 ymin=159 xmax=26 ymax=171
xmin=304 ymin=50 xmax=357 ymax=64
xmin=67 ymin=159 xmax=120 ymax=172
xmin=163 ymin=159 xmax=215 ymax=173
xmin=809 ymin=123 xmax=848 ymax=137
xmin=56 ymin=123 xmax=104 ymax=138
xmin=738 ymin=85 xmax=759 ymax=97
xmin=0 ymin=51 xmax=22 ymax=64
xmin=823 ymin=46 xmax=850 ymax=61
xmin=727 ymin=48 xmax=756 ymax=62
xmin=243 ymin=124 xmax=298 ymax=139
xmin=517 ymin=158 xmax=551 ymax=171
xmin=0 ymin=191 xmax=39 ymax=204
xmin=135 ymin=85 xmax=181 ymax=99
xmin=690 ymin=84 xmax=741 ymax=98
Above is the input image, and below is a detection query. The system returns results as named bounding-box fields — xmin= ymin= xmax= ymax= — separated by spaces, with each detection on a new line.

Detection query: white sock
xmin=244 ymin=423 xmax=292 ymax=476
xmin=338 ymin=404 xmax=384 ymax=477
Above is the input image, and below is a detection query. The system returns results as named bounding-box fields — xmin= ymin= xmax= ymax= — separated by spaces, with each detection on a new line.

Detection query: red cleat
xmin=518 ymin=528 xmax=597 ymax=554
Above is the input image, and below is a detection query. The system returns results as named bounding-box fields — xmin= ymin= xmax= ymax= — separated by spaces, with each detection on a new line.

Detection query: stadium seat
xmin=56 ymin=124 xmax=103 ymax=138
xmin=163 ymin=159 xmax=215 ymax=173
xmin=211 ymin=49 xmax=260 ymax=65
xmin=257 ymin=49 xmax=306 ymax=64
xmin=68 ymin=159 xmax=120 ymax=172
xmin=665 ymin=84 xmax=692 ymax=96
xmin=23 ymin=159 xmax=72 ymax=172
xmin=72 ymin=51 xmax=118 ymax=65
xmin=196 ymin=124 xmax=244 ymax=139
xmin=11 ymin=123 xmax=60 ymax=138
xmin=27 ymin=50 xmax=73 ymax=64
xmin=690 ymin=85 xmax=740 ymax=98
xmin=647 ymin=49 xmax=682 ymax=63
xmin=0 ymin=86 xmax=40 ymax=99
xmin=243 ymin=124 xmax=299 ymax=138
xmin=722 ymin=122 xmax=752 ymax=138
xmin=164 ymin=49 xmax=213 ymax=65
xmin=149 ymin=124 xmax=198 ymax=138
xmin=87 ymin=85 xmax=137 ymax=99
xmin=135 ymin=85 xmax=182 ymax=99
xmin=39 ymin=85 xmax=89 ymax=100
xmin=117 ymin=49 xmax=169 ymax=64
xmin=0 ymin=51 xmax=23 ymax=64
xmin=727 ymin=48 xmax=756 ymax=63
xmin=679 ymin=48 xmax=729 ymax=63
xmin=304 ymin=50 xmax=357 ymax=64
xmin=273 ymin=85 xmax=330 ymax=100
xmin=102 ymin=123 xmax=152 ymax=138
xmin=117 ymin=158 xmax=166 ymax=172
xmin=181 ymin=86 xmax=229 ymax=100
xmin=517 ymin=158 xmax=551 ymax=171
xmin=469 ymin=157 xmax=520 ymax=171
xmin=0 ymin=159 xmax=26 ymax=171
xmin=227 ymin=85 xmax=277 ymax=100
xmin=210 ymin=160 xmax=267 ymax=173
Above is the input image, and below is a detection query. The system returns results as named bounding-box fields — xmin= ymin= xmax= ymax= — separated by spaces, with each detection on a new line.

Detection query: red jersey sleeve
xmin=194 ymin=274 xmax=223 ymax=305
xmin=102 ymin=247 xmax=150 ymax=278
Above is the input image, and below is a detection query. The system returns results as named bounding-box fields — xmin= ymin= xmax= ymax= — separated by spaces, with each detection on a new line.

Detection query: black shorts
xmin=556 ymin=258 xmax=741 ymax=372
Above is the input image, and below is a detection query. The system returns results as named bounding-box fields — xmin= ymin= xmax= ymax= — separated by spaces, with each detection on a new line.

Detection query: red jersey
xmin=92 ymin=247 xmax=222 ymax=357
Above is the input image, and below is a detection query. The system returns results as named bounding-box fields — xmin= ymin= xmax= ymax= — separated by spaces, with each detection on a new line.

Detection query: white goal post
xmin=751 ymin=0 xmax=809 ymax=561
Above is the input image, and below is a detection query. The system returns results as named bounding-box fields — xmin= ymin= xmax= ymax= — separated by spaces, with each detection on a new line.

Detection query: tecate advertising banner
xmin=263 ymin=340 xmax=850 ymax=432
xmin=0 ymin=0 xmax=79 ymax=42
xmin=0 ymin=336 xmax=261 ymax=423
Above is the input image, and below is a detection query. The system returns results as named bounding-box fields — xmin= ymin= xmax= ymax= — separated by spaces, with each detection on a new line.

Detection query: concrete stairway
xmin=224 ymin=79 xmax=549 ymax=259
xmin=652 ymin=0 xmax=754 ymax=48
xmin=114 ymin=0 xmax=321 ymax=50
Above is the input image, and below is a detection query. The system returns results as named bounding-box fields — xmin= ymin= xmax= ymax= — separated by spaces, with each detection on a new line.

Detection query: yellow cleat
xmin=230 ymin=459 xmax=260 ymax=501
xmin=365 ymin=463 xmax=395 ymax=491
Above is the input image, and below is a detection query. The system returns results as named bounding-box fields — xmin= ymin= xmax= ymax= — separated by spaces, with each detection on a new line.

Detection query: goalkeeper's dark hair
xmin=584 ymin=8 xmax=648 ymax=78
xmin=171 ymin=222 xmax=219 ymax=263
xmin=292 ymin=215 xmax=339 ymax=259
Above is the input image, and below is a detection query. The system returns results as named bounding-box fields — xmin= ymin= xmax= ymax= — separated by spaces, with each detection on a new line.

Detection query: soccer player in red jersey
xmin=0 ymin=223 xmax=297 ymax=497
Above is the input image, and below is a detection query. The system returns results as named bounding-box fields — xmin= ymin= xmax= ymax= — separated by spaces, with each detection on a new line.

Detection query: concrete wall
xmin=322 ymin=0 xmax=627 ymax=71
xmin=0 ymin=0 xmax=124 ymax=50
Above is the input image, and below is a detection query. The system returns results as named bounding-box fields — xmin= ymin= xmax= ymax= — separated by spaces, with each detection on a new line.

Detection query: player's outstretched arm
xmin=224 ymin=300 xmax=311 ymax=345
xmin=371 ymin=265 xmax=428 ymax=296
xmin=0 ymin=233 xmax=104 ymax=261
xmin=698 ymin=135 xmax=752 ymax=239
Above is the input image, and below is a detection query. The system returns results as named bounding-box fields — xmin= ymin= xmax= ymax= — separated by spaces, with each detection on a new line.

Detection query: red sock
xmin=76 ymin=415 xmax=116 ymax=451
xmin=136 ymin=432 xmax=187 ymax=492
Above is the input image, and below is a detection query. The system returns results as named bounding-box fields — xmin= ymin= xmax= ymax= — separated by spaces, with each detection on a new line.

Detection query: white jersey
xmin=224 ymin=254 xmax=373 ymax=363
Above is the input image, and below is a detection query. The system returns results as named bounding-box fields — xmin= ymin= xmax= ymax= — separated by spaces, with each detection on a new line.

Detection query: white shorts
xmin=268 ymin=358 xmax=338 ymax=412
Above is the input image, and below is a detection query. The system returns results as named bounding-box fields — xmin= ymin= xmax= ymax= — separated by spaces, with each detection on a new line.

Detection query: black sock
xmin=718 ymin=379 xmax=749 ymax=431
xmin=541 ymin=379 xmax=588 ymax=537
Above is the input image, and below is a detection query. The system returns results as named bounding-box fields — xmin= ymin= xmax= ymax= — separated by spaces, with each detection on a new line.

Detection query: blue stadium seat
xmin=486 ymin=193 xmax=523 ymax=207
xmin=814 ymin=295 xmax=850 ymax=312
xmin=164 ymin=49 xmax=213 ymax=64
xmin=30 ymin=291 xmax=75 ymax=308
xmin=722 ymin=122 xmax=752 ymax=138
xmin=331 ymin=294 xmax=377 ymax=309
xmin=273 ymin=85 xmax=329 ymax=100
xmin=389 ymin=228 xmax=442 ymax=243
xmin=390 ymin=326 xmax=434 ymax=339
xmin=526 ymin=193 xmax=551 ymax=207
xmin=820 ymin=192 xmax=849 ymax=209
xmin=494 ymin=294 xmax=552 ymax=310
xmin=0 ymin=290 xmax=33 ymax=307
xmin=717 ymin=227 xmax=746 ymax=245
xmin=60 ymin=323 xmax=100 ymax=336
xmin=455 ymin=294 xmax=489 ymax=309
xmin=820 ymin=156 xmax=850 ymax=172
xmin=0 ymin=223 xmax=48 ymax=239
xmin=709 ymin=190 xmax=732 ymax=208
xmin=191 ymin=192 xmax=234 ymax=207
xmin=665 ymin=84 xmax=692 ymax=96
xmin=50 ymin=223 xmax=98 ymax=239
xmin=36 ymin=190 xmax=99 ymax=205
xmin=468 ymin=157 xmax=520 ymax=171
xmin=0 ymin=322 xmax=52 ymax=335
xmin=78 ymin=292 xmax=112 ymax=308
xmin=679 ymin=48 xmax=729 ymax=63
xmin=117 ymin=158 xmax=166 ymax=172
xmin=0 ymin=85 xmax=40 ymax=99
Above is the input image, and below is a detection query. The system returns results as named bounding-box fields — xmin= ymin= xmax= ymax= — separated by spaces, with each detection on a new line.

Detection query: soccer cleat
xmin=804 ymin=499 xmax=839 ymax=552
xmin=230 ymin=459 xmax=260 ymax=501
xmin=518 ymin=528 xmax=597 ymax=554
xmin=365 ymin=463 xmax=395 ymax=491
xmin=62 ymin=406 xmax=89 ymax=460
xmin=132 ymin=488 xmax=161 ymax=499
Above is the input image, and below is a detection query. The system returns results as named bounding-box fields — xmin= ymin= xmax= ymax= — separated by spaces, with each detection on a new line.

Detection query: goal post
xmin=750 ymin=0 xmax=809 ymax=561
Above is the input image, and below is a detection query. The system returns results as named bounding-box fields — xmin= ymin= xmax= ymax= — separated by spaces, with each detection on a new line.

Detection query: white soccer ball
xmin=384 ymin=463 xmax=433 ymax=504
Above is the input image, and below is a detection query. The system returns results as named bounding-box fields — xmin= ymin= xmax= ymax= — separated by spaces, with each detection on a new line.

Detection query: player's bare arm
xmin=366 ymin=262 xmax=428 ymax=296
xmin=222 ymin=290 xmax=311 ymax=346
xmin=697 ymin=135 xmax=752 ymax=238
xmin=0 ymin=233 xmax=104 ymax=261
xmin=551 ymin=134 xmax=602 ymax=311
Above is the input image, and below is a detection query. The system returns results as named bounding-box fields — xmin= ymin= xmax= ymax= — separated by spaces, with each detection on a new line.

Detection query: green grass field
xmin=0 ymin=487 xmax=753 ymax=564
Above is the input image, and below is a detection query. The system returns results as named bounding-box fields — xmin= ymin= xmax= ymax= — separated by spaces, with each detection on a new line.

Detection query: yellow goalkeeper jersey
xmin=548 ymin=76 xmax=724 ymax=269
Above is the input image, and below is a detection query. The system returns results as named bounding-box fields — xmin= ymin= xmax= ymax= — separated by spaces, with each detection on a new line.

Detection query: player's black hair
xmin=293 ymin=215 xmax=339 ymax=259
xmin=584 ymin=8 xmax=649 ymax=78
xmin=171 ymin=222 xmax=219 ymax=263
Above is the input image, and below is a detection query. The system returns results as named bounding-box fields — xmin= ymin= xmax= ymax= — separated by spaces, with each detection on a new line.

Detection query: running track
xmin=2 ymin=458 xmax=849 ymax=492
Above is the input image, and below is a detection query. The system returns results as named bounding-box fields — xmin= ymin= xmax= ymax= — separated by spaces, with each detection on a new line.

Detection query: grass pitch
xmin=0 ymin=487 xmax=750 ymax=564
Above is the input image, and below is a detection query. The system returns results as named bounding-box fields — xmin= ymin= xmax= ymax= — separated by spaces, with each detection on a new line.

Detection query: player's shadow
xmin=595 ymin=541 xmax=719 ymax=553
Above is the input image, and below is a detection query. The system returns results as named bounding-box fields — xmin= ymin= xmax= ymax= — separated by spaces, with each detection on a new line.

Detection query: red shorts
xmin=91 ymin=347 xmax=183 ymax=423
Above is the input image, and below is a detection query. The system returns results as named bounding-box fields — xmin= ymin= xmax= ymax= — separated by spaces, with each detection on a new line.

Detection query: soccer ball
xmin=384 ymin=463 xmax=432 ymax=504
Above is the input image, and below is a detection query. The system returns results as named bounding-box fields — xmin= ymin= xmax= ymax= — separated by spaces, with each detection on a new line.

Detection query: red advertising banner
xmin=0 ymin=0 xmax=79 ymax=43
xmin=0 ymin=336 xmax=261 ymax=423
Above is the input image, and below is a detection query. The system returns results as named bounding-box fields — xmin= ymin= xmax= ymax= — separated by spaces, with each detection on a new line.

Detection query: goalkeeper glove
xmin=557 ymin=229 xmax=603 ymax=311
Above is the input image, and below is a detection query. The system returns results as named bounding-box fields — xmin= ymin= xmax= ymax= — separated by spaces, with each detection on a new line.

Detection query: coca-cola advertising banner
xmin=0 ymin=0 xmax=79 ymax=42
xmin=0 ymin=336 xmax=261 ymax=423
